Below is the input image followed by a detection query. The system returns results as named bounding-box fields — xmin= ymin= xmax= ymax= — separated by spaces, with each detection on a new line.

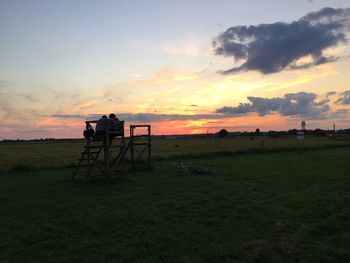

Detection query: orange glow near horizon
xmin=2 ymin=110 xmax=349 ymax=140
xmin=10 ymin=114 xmax=302 ymax=139
xmin=1 ymin=61 xmax=350 ymax=140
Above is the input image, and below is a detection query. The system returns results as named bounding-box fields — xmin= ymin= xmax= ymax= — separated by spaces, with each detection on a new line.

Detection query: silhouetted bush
xmin=218 ymin=129 xmax=228 ymax=138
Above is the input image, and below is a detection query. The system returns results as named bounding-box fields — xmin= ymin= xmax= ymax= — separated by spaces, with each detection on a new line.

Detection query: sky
xmin=1 ymin=0 xmax=350 ymax=139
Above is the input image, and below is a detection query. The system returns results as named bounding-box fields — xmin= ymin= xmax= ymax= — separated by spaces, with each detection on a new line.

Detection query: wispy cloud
xmin=161 ymin=38 xmax=202 ymax=56
xmin=150 ymin=68 xmax=199 ymax=84
xmin=0 ymin=80 xmax=8 ymax=95
xmin=132 ymin=37 xmax=203 ymax=57
xmin=18 ymin=129 xmax=51 ymax=134
xmin=52 ymin=113 xmax=228 ymax=122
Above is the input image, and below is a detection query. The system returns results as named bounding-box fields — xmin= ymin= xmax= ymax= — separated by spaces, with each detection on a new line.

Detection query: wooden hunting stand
xmin=72 ymin=120 xmax=127 ymax=181
xmin=72 ymin=120 xmax=151 ymax=181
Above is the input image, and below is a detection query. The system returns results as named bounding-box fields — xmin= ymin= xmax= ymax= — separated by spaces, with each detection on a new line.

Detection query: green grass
xmin=0 ymin=136 xmax=348 ymax=171
xmin=1 ymin=147 xmax=349 ymax=262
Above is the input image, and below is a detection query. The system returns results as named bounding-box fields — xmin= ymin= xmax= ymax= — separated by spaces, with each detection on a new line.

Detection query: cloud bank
xmin=213 ymin=7 xmax=350 ymax=74
xmin=216 ymin=92 xmax=348 ymax=119
xmin=53 ymin=90 xmax=349 ymax=122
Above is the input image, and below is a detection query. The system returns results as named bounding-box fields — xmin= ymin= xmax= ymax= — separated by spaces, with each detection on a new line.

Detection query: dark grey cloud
xmin=336 ymin=90 xmax=350 ymax=104
xmin=326 ymin=91 xmax=337 ymax=97
xmin=216 ymin=92 xmax=337 ymax=119
xmin=216 ymin=103 xmax=254 ymax=115
xmin=213 ymin=7 xmax=350 ymax=74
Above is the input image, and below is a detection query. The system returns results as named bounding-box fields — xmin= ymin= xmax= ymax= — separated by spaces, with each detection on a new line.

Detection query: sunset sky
xmin=1 ymin=0 xmax=350 ymax=139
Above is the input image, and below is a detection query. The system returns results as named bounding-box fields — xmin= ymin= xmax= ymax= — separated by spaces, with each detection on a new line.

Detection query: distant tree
xmin=314 ymin=128 xmax=327 ymax=137
xmin=255 ymin=128 xmax=261 ymax=136
xmin=288 ymin=129 xmax=298 ymax=135
xmin=218 ymin=129 xmax=229 ymax=138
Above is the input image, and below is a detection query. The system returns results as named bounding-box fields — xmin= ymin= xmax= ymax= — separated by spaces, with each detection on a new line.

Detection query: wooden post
xmin=121 ymin=121 xmax=125 ymax=174
xmin=104 ymin=121 xmax=110 ymax=178
xmin=130 ymin=125 xmax=134 ymax=167
xmin=148 ymin=125 xmax=151 ymax=167
xmin=86 ymin=121 xmax=91 ymax=179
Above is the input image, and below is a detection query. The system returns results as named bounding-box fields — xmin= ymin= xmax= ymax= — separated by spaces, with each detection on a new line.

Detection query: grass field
xmin=0 ymin=136 xmax=348 ymax=171
xmin=0 ymin=138 xmax=349 ymax=262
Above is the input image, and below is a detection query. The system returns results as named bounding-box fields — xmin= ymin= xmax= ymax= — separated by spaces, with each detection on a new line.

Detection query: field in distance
xmin=0 ymin=136 xmax=348 ymax=171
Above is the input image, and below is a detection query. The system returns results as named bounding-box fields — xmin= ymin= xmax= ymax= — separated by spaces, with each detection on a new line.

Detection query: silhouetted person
xmin=95 ymin=115 xmax=108 ymax=140
xmin=108 ymin=113 xmax=120 ymax=142
xmin=109 ymin=113 xmax=119 ymax=122
xmin=83 ymin=123 xmax=95 ymax=140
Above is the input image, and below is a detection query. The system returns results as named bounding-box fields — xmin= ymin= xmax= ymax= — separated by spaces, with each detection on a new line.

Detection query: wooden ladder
xmin=72 ymin=143 xmax=104 ymax=181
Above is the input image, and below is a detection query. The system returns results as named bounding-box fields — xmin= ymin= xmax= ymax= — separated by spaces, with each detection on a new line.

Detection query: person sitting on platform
xmin=95 ymin=115 xmax=108 ymax=140
xmin=109 ymin=113 xmax=119 ymax=123
xmin=83 ymin=123 xmax=95 ymax=140
xmin=108 ymin=113 xmax=121 ymax=142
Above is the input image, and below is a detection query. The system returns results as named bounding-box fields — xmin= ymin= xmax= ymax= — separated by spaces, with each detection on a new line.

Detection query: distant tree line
xmin=0 ymin=138 xmax=84 ymax=143
xmin=1 ymin=128 xmax=350 ymax=143
xmin=217 ymin=128 xmax=350 ymax=138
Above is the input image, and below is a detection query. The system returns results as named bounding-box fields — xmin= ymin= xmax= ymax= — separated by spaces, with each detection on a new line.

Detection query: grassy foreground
xmin=0 ymin=147 xmax=349 ymax=262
